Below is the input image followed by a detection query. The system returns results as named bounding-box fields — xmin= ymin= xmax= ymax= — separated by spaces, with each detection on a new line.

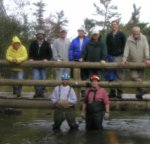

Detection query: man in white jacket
xmin=51 ymin=73 xmax=78 ymax=130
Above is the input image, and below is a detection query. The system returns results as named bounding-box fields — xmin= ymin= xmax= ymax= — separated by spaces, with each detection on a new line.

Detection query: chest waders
xmin=52 ymin=86 xmax=78 ymax=130
xmin=85 ymin=89 xmax=105 ymax=130
xmin=85 ymin=90 xmax=105 ymax=114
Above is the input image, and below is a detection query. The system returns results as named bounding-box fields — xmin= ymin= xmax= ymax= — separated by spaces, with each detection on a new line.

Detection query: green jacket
xmin=81 ymin=38 xmax=107 ymax=62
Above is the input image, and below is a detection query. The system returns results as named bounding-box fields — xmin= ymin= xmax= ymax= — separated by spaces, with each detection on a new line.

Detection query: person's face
xmin=78 ymin=30 xmax=85 ymax=38
xmin=36 ymin=34 xmax=44 ymax=41
xmin=91 ymin=79 xmax=99 ymax=87
xmin=13 ymin=42 xmax=20 ymax=50
xmin=92 ymin=34 xmax=99 ymax=41
xmin=62 ymin=80 xmax=69 ymax=86
xmin=132 ymin=28 xmax=140 ymax=39
xmin=59 ymin=31 xmax=67 ymax=38
xmin=111 ymin=22 xmax=119 ymax=31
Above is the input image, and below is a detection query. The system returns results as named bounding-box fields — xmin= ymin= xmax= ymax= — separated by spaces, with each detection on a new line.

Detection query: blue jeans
xmin=11 ymin=71 xmax=24 ymax=94
xmin=32 ymin=68 xmax=47 ymax=94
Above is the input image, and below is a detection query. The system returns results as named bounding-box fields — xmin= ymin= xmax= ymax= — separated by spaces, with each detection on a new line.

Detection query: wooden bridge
xmin=0 ymin=60 xmax=150 ymax=110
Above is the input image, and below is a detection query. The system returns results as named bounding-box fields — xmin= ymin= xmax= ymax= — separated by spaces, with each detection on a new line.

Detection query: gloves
xmin=81 ymin=112 xmax=86 ymax=119
xmin=79 ymin=58 xmax=83 ymax=62
xmin=104 ymin=112 xmax=110 ymax=120
xmin=56 ymin=100 xmax=72 ymax=108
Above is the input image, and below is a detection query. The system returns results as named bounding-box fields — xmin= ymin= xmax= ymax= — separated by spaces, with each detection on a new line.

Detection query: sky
xmin=4 ymin=0 xmax=150 ymax=39
xmin=42 ymin=0 xmax=150 ymax=38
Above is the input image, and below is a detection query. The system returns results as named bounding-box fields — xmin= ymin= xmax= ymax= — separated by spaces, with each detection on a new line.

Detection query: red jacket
xmin=84 ymin=85 xmax=110 ymax=105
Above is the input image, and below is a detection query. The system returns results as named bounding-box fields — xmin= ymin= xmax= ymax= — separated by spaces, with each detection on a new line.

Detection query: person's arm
xmin=122 ymin=39 xmax=130 ymax=63
xmin=6 ymin=47 xmax=13 ymax=62
xmin=68 ymin=41 xmax=74 ymax=61
xmin=50 ymin=87 xmax=58 ymax=104
xmin=68 ymin=88 xmax=77 ymax=105
xmin=121 ymin=32 xmax=126 ymax=53
xmin=45 ymin=42 xmax=53 ymax=60
xmin=17 ymin=46 xmax=28 ymax=63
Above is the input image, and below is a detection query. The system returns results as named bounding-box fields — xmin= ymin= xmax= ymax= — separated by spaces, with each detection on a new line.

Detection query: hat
xmin=36 ymin=30 xmax=45 ymax=35
xmin=78 ymin=27 xmax=86 ymax=32
xmin=91 ymin=30 xmax=100 ymax=35
xmin=60 ymin=28 xmax=67 ymax=33
xmin=61 ymin=73 xmax=70 ymax=80
xmin=90 ymin=74 xmax=100 ymax=81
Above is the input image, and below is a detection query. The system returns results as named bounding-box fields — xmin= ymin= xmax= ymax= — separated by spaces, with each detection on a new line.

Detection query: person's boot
xmin=116 ymin=89 xmax=123 ymax=99
xmin=136 ymin=88 xmax=147 ymax=100
xmin=109 ymin=89 xmax=116 ymax=98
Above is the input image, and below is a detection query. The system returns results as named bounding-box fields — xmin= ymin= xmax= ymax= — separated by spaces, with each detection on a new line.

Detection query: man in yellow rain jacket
xmin=6 ymin=36 xmax=28 ymax=97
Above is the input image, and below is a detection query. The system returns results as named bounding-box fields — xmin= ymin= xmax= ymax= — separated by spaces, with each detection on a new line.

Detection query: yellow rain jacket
xmin=6 ymin=36 xmax=28 ymax=71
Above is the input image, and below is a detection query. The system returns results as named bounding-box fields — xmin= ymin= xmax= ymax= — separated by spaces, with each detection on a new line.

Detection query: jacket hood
xmin=12 ymin=36 xmax=21 ymax=44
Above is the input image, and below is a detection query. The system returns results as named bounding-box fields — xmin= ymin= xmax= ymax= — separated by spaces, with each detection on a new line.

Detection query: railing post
xmin=73 ymin=68 xmax=81 ymax=99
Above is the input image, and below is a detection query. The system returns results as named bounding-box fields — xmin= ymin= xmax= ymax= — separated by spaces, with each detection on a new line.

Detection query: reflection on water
xmin=0 ymin=110 xmax=150 ymax=144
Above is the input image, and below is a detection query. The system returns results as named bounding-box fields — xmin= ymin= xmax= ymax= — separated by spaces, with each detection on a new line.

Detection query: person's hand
xmin=120 ymin=60 xmax=127 ymax=65
xmin=43 ymin=59 xmax=48 ymax=62
xmin=144 ymin=60 xmax=150 ymax=65
xmin=56 ymin=100 xmax=72 ymax=108
xmin=104 ymin=112 xmax=110 ymax=120
xmin=100 ymin=60 xmax=106 ymax=64
xmin=81 ymin=112 xmax=86 ymax=119
xmin=79 ymin=58 xmax=83 ymax=62
xmin=12 ymin=58 xmax=17 ymax=63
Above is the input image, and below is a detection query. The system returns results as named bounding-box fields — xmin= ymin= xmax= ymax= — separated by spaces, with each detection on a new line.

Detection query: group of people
xmin=5 ymin=20 xmax=150 ymax=131
xmin=51 ymin=72 xmax=110 ymax=131
xmin=6 ymin=20 xmax=150 ymax=99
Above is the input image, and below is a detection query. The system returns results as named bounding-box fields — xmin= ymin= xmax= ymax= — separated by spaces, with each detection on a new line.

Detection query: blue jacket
xmin=69 ymin=36 xmax=89 ymax=61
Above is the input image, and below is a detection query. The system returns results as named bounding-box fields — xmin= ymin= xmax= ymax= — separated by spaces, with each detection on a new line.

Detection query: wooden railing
xmin=0 ymin=60 xmax=150 ymax=88
xmin=0 ymin=60 xmax=150 ymax=110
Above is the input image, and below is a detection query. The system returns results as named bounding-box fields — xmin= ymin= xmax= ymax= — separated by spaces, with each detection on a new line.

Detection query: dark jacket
xmin=29 ymin=40 xmax=52 ymax=60
xmin=106 ymin=31 xmax=126 ymax=56
xmin=69 ymin=36 xmax=89 ymax=61
xmin=81 ymin=38 xmax=107 ymax=62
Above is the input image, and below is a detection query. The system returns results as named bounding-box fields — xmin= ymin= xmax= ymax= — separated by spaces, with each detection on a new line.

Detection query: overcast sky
xmin=4 ymin=0 xmax=150 ymax=39
xmin=42 ymin=0 xmax=149 ymax=38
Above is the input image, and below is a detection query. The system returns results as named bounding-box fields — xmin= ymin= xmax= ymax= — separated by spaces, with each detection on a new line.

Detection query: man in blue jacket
xmin=69 ymin=27 xmax=89 ymax=80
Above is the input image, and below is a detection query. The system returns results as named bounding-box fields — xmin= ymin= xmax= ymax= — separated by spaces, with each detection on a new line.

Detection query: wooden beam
xmin=0 ymin=97 xmax=149 ymax=110
xmin=1 ymin=79 xmax=150 ymax=88
xmin=1 ymin=60 xmax=150 ymax=69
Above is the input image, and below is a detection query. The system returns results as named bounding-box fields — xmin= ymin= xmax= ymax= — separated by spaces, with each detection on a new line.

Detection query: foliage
xmin=0 ymin=15 xmax=29 ymax=59
xmin=93 ymin=0 xmax=120 ymax=33
xmin=84 ymin=18 xmax=96 ymax=35
xmin=45 ymin=10 xmax=68 ymax=42
xmin=33 ymin=0 xmax=45 ymax=30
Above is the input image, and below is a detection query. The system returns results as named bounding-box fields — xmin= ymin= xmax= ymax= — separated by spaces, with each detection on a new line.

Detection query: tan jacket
xmin=123 ymin=33 xmax=150 ymax=62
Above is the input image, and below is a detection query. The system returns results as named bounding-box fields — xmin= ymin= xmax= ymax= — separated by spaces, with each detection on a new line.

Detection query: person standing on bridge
xmin=121 ymin=26 xmax=150 ymax=99
xmin=81 ymin=74 xmax=110 ymax=131
xmin=51 ymin=73 xmax=78 ymax=131
xmin=106 ymin=20 xmax=126 ymax=98
xmin=69 ymin=27 xmax=89 ymax=80
xmin=6 ymin=36 xmax=28 ymax=97
xmin=52 ymin=29 xmax=70 ymax=80
xmin=29 ymin=30 xmax=52 ymax=98
xmin=80 ymin=29 xmax=107 ymax=80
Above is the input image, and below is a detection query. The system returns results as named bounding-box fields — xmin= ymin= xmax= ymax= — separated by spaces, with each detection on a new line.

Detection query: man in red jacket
xmin=81 ymin=74 xmax=110 ymax=131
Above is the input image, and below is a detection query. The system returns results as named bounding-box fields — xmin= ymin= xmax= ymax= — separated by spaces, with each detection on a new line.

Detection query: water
xmin=0 ymin=110 xmax=150 ymax=144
